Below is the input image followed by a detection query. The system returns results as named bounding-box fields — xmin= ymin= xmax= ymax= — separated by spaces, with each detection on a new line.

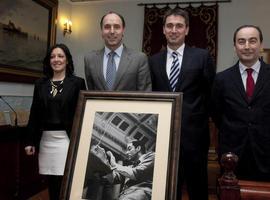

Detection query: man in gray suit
xmin=84 ymin=11 xmax=151 ymax=91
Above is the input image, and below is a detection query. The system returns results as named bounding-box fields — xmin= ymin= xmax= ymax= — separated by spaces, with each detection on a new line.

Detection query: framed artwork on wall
xmin=261 ymin=48 xmax=270 ymax=64
xmin=0 ymin=0 xmax=58 ymax=83
xmin=61 ymin=91 xmax=183 ymax=200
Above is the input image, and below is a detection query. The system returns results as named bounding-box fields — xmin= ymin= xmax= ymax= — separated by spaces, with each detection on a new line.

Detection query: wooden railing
xmin=218 ymin=152 xmax=270 ymax=200
xmin=239 ymin=180 xmax=270 ymax=200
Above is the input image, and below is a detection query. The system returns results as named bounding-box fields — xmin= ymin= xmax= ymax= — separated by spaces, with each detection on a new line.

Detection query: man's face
xmin=163 ymin=14 xmax=189 ymax=50
xmin=234 ymin=27 xmax=263 ymax=67
xmin=101 ymin=13 xmax=125 ymax=50
xmin=126 ymin=143 xmax=140 ymax=161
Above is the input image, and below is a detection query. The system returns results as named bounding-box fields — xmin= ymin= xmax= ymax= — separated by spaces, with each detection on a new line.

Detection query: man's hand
xmin=25 ymin=146 xmax=35 ymax=155
xmin=107 ymin=151 xmax=117 ymax=169
xmin=91 ymin=145 xmax=110 ymax=166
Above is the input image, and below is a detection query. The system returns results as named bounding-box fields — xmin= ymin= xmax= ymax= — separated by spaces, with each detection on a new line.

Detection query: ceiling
xmin=70 ymin=0 xmax=105 ymax=1
xmin=69 ymin=0 xmax=140 ymax=2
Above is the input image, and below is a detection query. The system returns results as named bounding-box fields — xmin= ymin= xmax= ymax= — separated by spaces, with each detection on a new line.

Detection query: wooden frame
xmin=0 ymin=0 xmax=58 ymax=83
xmin=261 ymin=48 xmax=270 ymax=64
xmin=61 ymin=91 xmax=182 ymax=200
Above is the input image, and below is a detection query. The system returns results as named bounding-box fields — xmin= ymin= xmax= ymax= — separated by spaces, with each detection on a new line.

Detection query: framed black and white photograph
xmin=61 ymin=91 xmax=182 ymax=200
xmin=0 ymin=0 xmax=58 ymax=83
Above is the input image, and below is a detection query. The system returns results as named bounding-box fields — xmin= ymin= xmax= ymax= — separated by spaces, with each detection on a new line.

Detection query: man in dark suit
xmin=211 ymin=25 xmax=270 ymax=181
xmin=149 ymin=8 xmax=216 ymax=200
xmin=84 ymin=11 xmax=151 ymax=91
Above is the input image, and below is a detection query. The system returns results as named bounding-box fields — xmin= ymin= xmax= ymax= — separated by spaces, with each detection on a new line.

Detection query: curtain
xmin=142 ymin=4 xmax=218 ymax=63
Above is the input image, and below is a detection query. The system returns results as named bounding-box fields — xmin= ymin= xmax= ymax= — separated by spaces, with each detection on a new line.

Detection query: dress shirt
xmin=166 ymin=44 xmax=184 ymax=78
xmin=103 ymin=44 xmax=123 ymax=79
xmin=239 ymin=60 xmax=260 ymax=90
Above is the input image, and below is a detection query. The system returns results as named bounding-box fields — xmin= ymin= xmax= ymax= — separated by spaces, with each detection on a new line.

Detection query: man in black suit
xmin=211 ymin=25 xmax=270 ymax=181
xmin=149 ymin=8 xmax=216 ymax=200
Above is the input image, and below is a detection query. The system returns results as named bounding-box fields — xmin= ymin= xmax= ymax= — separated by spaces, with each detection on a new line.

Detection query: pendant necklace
xmin=50 ymin=80 xmax=64 ymax=97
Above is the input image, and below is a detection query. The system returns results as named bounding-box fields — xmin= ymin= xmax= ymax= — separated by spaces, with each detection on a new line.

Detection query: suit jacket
xmin=149 ymin=46 xmax=216 ymax=152
xmin=84 ymin=46 xmax=152 ymax=91
xmin=113 ymin=152 xmax=154 ymax=199
xmin=26 ymin=75 xmax=86 ymax=147
xmin=211 ymin=61 xmax=270 ymax=178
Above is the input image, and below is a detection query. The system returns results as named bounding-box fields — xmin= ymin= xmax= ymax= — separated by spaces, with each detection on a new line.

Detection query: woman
xmin=25 ymin=43 xmax=86 ymax=200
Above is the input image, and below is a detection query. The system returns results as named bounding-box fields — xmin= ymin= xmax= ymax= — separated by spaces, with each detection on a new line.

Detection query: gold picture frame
xmin=0 ymin=0 xmax=58 ymax=83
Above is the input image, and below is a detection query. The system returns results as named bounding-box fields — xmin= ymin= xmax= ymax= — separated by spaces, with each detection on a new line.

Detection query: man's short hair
xmin=100 ymin=11 xmax=126 ymax=28
xmin=130 ymin=139 xmax=146 ymax=154
xmin=233 ymin=25 xmax=263 ymax=44
xmin=163 ymin=8 xmax=189 ymax=27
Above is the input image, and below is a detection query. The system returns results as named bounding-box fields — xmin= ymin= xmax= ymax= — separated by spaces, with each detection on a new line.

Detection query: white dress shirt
xmin=166 ymin=44 xmax=185 ymax=78
xmin=239 ymin=60 xmax=260 ymax=90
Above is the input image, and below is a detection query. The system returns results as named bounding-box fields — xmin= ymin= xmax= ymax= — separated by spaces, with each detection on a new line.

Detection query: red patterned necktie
xmin=246 ymin=68 xmax=254 ymax=99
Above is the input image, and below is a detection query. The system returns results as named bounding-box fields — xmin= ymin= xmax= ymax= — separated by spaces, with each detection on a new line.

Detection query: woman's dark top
xmin=45 ymin=80 xmax=65 ymax=130
xmin=26 ymin=75 xmax=86 ymax=147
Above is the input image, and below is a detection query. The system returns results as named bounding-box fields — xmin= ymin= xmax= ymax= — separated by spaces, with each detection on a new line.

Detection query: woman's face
xmin=50 ymin=47 xmax=67 ymax=74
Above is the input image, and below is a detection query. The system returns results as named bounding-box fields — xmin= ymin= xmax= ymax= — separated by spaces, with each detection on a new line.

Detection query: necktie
xmin=106 ymin=51 xmax=116 ymax=90
xmin=169 ymin=52 xmax=180 ymax=91
xmin=246 ymin=68 xmax=254 ymax=99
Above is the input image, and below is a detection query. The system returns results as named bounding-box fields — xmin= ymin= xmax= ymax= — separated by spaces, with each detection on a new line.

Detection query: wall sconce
xmin=63 ymin=19 xmax=72 ymax=36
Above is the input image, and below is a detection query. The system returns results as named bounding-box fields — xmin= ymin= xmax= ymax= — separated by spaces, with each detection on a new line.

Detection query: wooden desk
xmin=0 ymin=125 xmax=47 ymax=200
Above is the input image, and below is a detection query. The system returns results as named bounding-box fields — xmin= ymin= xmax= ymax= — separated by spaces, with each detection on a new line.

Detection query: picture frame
xmin=61 ymin=91 xmax=183 ymax=200
xmin=261 ymin=48 xmax=270 ymax=64
xmin=0 ymin=0 xmax=58 ymax=83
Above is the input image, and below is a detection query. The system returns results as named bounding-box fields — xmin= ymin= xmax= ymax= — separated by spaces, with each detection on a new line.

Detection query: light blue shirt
xmin=103 ymin=44 xmax=124 ymax=79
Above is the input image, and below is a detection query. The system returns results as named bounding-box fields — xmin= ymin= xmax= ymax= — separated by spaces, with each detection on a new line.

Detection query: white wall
xmin=218 ymin=0 xmax=270 ymax=71
xmin=0 ymin=82 xmax=33 ymax=96
xmin=58 ymin=0 xmax=270 ymax=75
xmin=1 ymin=0 xmax=270 ymax=95
xmin=57 ymin=0 xmax=147 ymax=78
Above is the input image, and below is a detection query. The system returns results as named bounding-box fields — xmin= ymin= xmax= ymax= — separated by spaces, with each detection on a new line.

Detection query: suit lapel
xmin=60 ymin=76 xmax=74 ymax=108
xmin=113 ymin=47 xmax=130 ymax=89
xmin=176 ymin=46 xmax=191 ymax=91
xmin=159 ymin=50 xmax=170 ymax=90
xmin=231 ymin=64 xmax=249 ymax=103
xmin=41 ymin=79 xmax=49 ymax=108
xmin=252 ymin=61 xmax=270 ymax=100
xmin=96 ymin=49 xmax=107 ymax=90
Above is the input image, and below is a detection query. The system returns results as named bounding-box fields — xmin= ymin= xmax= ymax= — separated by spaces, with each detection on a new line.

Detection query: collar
xmin=239 ymin=60 xmax=260 ymax=75
xmin=167 ymin=43 xmax=185 ymax=57
xmin=104 ymin=44 xmax=124 ymax=57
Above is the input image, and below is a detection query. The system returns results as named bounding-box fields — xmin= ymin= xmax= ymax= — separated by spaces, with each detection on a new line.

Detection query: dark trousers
xmin=177 ymin=149 xmax=209 ymax=200
xmin=47 ymin=175 xmax=63 ymax=200
xmin=236 ymin=144 xmax=270 ymax=182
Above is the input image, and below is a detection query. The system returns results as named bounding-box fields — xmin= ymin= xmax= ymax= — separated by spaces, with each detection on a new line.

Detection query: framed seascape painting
xmin=61 ymin=91 xmax=183 ymax=200
xmin=0 ymin=0 xmax=58 ymax=83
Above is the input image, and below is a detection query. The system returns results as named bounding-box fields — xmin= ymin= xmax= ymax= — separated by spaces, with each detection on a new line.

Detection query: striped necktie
xmin=106 ymin=51 xmax=116 ymax=90
xmin=169 ymin=52 xmax=180 ymax=91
